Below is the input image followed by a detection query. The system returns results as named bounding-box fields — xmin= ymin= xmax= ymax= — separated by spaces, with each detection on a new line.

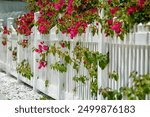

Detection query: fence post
xmin=0 ymin=19 xmax=4 ymax=71
xmin=97 ymin=9 xmax=105 ymax=100
xmin=33 ymin=12 xmax=40 ymax=93
xmin=6 ymin=17 xmax=13 ymax=75
xmin=6 ymin=17 xmax=18 ymax=77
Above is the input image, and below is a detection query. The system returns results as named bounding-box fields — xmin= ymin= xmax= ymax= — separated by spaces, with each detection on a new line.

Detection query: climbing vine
xmin=16 ymin=59 xmax=33 ymax=80
xmin=34 ymin=40 xmax=109 ymax=97
xmin=99 ymin=71 xmax=150 ymax=100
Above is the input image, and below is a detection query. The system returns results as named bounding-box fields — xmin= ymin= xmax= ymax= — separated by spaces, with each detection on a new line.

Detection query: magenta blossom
xmin=43 ymin=45 xmax=49 ymax=51
xmin=127 ymin=6 xmax=137 ymax=15
xmin=111 ymin=22 xmax=122 ymax=34
xmin=107 ymin=19 xmax=113 ymax=25
xmin=137 ymin=0 xmax=145 ymax=8
xmin=38 ymin=60 xmax=47 ymax=69
xmin=110 ymin=6 xmax=119 ymax=16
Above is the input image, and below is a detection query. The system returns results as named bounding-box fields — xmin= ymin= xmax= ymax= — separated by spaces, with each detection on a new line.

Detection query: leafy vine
xmin=99 ymin=71 xmax=150 ymax=100
xmin=16 ymin=59 xmax=33 ymax=80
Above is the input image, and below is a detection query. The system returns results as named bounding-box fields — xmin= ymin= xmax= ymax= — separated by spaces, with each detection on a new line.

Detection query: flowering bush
xmin=102 ymin=0 xmax=150 ymax=39
xmin=26 ymin=0 xmax=101 ymax=38
xmin=57 ymin=0 xmax=101 ymax=39
xmin=25 ymin=0 xmax=150 ymax=39
xmin=36 ymin=0 xmax=64 ymax=34
xmin=16 ymin=12 xmax=34 ymax=36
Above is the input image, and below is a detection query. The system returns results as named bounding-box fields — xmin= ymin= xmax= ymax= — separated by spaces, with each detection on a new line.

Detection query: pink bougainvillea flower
xmin=38 ymin=60 xmax=47 ymax=69
xmin=38 ymin=44 xmax=43 ymax=50
xmin=111 ymin=21 xmax=122 ymax=34
xmin=68 ymin=27 xmax=78 ymax=39
xmin=43 ymin=45 xmax=49 ymax=51
xmin=3 ymin=26 xmax=10 ymax=34
xmin=40 ymin=41 xmax=44 ymax=45
xmin=38 ymin=25 xmax=47 ymax=34
xmin=110 ymin=6 xmax=119 ymax=15
xmin=108 ymin=0 xmax=111 ymax=4
xmin=107 ymin=19 xmax=113 ymax=25
xmin=137 ymin=0 xmax=145 ymax=8
xmin=37 ymin=16 xmax=51 ymax=34
xmin=66 ymin=0 xmax=74 ymax=15
xmin=127 ymin=6 xmax=138 ymax=15
xmin=47 ymin=11 xmax=54 ymax=17
xmin=90 ymin=8 xmax=98 ymax=13
xmin=54 ymin=0 xmax=64 ymax=11
xmin=16 ymin=12 xmax=34 ymax=36
xmin=60 ymin=42 xmax=65 ymax=48
xmin=35 ymin=49 xmax=42 ymax=53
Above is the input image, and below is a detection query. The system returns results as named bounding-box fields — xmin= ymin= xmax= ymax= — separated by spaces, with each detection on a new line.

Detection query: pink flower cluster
xmin=35 ymin=41 xmax=49 ymax=69
xmin=60 ymin=42 xmax=65 ymax=48
xmin=110 ymin=6 xmax=119 ymax=16
xmin=66 ymin=0 xmax=74 ymax=15
xmin=37 ymin=16 xmax=51 ymax=34
xmin=36 ymin=0 xmax=49 ymax=9
xmin=106 ymin=19 xmax=122 ymax=35
xmin=3 ymin=26 xmax=10 ymax=35
xmin=53 ymin=0 xmax=64 ymax=11
xmin=35 ymin=41 xmax=49 ymax=53
xmin=16 ymin=12 xmax=34 ymax=36
xmin=67 ymin=20 xmax=88 ymax=39
xmin=38 ymin=60 xmax=47 ymax=69
xmin=111 ymin=21 xmax=122 ymax=34
xmin=127 ymin=6 xmax=138 ymax=15
xmin=138 ymin=0 xmax=145 ymax=8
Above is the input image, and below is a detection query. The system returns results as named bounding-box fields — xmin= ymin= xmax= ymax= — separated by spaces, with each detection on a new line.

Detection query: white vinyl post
xmin=33 ymin=12 xmax=40 ymax=92
xmin=0 ymin=19 xmax=4 ymax=71
xmin=97 ymin=8 xmax=105 ymax=100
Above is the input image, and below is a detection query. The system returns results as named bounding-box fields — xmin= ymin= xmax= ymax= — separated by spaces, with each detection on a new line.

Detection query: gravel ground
xmin=0 ymin=72 xmax=43 ymax=100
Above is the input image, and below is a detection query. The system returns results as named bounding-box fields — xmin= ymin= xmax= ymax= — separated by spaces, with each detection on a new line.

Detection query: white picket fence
xmin=0 ymin=13 xmax=150 ymax=100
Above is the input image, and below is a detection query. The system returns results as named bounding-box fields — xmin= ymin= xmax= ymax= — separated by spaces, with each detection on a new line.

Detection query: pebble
xmin=0 ymin=72 xmax=43 ymax=100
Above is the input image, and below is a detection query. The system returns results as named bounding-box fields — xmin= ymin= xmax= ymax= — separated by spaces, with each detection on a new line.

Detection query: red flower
xmin=38 ymin=60 xmax=47 ymax=69
xmin=107 ymin=19 xmax=113 ymax=25
xmin=53 ymin=0 xmax=64 ymax=11
xmin=137 ymin=0 xmax=145 ymax=8
xmin=43 ymin=45 xmax=49 ymax=51
xmin=40 ymin=41 xmax=44 ymax=45
xmin=108 ymin=0 xmax=111 ymax=4
xmin=60 ymin=42 xmax=65 ymax=48
xmin=110 ymin=6 xmax=119 ymax=15
xmin=67 ymin=0 xmax=74 ymax=15
xmin=35 ymin=49 xmax=42 ymax=53
xmin=3 ymin=26 xmax=10 ymax=35
xmin=127 ymin=6 xmax=137 ymax=15
xmin=111 ymin=22 xmax=122 ymax=34
xmin=37 ymin=16 xmax=51 ymax=34
xmin=16 ymin=12 xmax=34 ymax=36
